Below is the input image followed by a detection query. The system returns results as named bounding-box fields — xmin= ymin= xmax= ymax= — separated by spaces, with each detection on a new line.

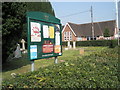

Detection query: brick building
xmin=62 ymin=20 xmax=117 ymax=41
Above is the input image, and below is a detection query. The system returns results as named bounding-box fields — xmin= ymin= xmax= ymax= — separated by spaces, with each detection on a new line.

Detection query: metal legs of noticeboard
xmin=31 ymin=57 xmax=58 ymax=71
xmin=54 ymin=56 xmax=58 ymax=64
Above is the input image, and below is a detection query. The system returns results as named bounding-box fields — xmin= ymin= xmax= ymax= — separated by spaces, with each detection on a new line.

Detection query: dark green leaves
xmin=2 ymin=47 xmax=119 ymax=88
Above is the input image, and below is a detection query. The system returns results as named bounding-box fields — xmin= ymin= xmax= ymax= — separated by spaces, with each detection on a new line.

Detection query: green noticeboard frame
xmin=27 ymin=12 xmax=62 ymax=61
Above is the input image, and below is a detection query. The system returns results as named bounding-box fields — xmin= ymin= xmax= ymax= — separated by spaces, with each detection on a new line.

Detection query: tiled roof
xmin=68 ymin=20 xmax=116 ymax=37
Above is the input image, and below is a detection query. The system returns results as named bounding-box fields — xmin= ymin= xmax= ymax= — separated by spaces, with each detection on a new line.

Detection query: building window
xmin=64 ymin=31 xmax=72 ymax=41
xmin=66 ymin=32 xmax=69 ymax=40
xmin=69 ymin=32 xmax=72 ymax=40
xmin=77 ymin=37 xmax=82 ymax=41
xmin=87 ymin=36 xmax=91 ymax=40
xmin=64 ymin=32 xmax=67 ymax=41
xmin=90 ymin=37 xmax=96 ymax=40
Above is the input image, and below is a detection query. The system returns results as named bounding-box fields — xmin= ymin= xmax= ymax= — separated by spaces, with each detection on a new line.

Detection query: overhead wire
xmin=58 ymin=10 xmax=90 ymax=18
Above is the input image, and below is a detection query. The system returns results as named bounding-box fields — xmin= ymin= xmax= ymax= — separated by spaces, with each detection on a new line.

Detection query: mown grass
xmin=2 ymin=46 xmax=105 ymax=81
xmin=2 ymin=47 xmax=119 ymax=89
xmin=2 ymin=46 xmax=119 ymax=88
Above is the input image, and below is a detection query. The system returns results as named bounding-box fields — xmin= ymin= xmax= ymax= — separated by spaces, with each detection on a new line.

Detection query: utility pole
xmin=91 ymin=6 xmax=94 ymax=40
xmin=115 ymin=0 xmax=119 ymax=45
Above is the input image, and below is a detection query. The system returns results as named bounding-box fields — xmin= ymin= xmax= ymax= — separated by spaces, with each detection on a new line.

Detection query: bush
xmin=2 ymin=2 xmax=55 ymax=64
xmin=62 ymin=40 xmax=118 ymax=47
xmin=2 ymin=2 xmax=26 ymax=63
xmin=62 ymin=41 xmax=73 ymax=47
xmin=2 ymin=47 xmax=119 ymax=88
xmin=109 ymin=40 xmax=117 ymax=48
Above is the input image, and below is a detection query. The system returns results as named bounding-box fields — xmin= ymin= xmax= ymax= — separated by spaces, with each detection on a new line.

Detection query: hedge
xmin=62 ymin=40 xmax=118 ymax=47
xmin=2 ymin=46 xmax=119 ymax=88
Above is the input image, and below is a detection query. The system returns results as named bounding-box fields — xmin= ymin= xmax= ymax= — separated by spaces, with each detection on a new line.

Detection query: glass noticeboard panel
xmin=27 ymin=16 xmax=62 ymax=60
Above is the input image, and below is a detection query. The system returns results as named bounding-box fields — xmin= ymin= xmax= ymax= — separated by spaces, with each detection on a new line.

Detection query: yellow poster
xmin=54 ymin=45 xmax=61 ymax=53
xmin=49 ymin=26 xmax=54 ymax=38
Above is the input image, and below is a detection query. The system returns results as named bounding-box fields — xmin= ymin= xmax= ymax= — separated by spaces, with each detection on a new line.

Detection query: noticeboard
xmin=27 ymin=12 xmax=62 ymax=61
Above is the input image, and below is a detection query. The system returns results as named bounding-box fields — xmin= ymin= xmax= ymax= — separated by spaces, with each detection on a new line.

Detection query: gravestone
xmin=14 ymin=44 xmax=22 ymax=58
xmin=21 ymin=39 xmax=25 ymax=50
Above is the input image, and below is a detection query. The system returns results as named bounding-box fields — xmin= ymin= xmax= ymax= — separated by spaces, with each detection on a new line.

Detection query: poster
xmin=49 ymin=26 xmax=54 ymax=38
xmin=42 ymin=40 xmax=53 ymax=53
xmin=55 ymin=25 xmax=60 ymax=45
xmin=54 ymin=45 xmax=61 ymax=53
xmin=55 ymin=32 xmax=60 ymax=45
xmin=31 ymin=22 xmax=41 ymax=42
xmin=43 ymin=44 xmax=54 ymax=53
xmin=43 ymin=25 xmax=49 ymax=38
xmin=30 ymin=45 xmax=37 ymax=59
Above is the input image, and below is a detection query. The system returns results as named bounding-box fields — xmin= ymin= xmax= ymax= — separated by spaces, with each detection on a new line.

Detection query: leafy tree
xmin=2 ymin=2 xmax=26 ymax=63
xmin=21 ymin=2 xmax=55 ymax=40
xmin=2 ymin=2 xmax=55 ymax=63
xmin=104 ymin=28 xmax=110 ymax=37
xmin=26 ymin=2 xmax=55 ymax=16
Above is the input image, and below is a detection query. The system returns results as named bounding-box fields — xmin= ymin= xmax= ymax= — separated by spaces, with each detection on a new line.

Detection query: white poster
xmin=43 ymin=25 xmax=49 ymax=38
xmin=31 ymin=22 xmax=41 ymax=42
xmin=55 ymin=32 xmax=60 ymax=45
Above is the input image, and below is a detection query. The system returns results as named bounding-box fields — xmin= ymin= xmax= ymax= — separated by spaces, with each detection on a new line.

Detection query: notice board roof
xmin=27 ymin=12 xmax=61 ymax=24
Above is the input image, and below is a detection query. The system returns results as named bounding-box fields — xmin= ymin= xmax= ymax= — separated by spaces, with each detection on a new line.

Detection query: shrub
xmin=2 ymin=47 xmax=119 ymax=88
xmin=62 ymin=40 xmax=118 ymax=47
xmin=109 ymin=40 xmax=117 ymax=48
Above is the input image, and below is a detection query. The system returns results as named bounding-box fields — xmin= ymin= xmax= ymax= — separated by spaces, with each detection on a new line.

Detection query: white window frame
xmin=64 ymin=32 xmax=67 ymax=41
xmin=69 ymin=32 xmax=72 ymax=41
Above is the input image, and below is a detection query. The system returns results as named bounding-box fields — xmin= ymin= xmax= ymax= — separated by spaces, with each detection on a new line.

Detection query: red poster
xmin=42 ymin=44 xmax=53 ymax=53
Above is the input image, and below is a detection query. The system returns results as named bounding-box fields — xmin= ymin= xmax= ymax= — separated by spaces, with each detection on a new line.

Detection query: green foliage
xmin=62 ymin=40 xmax=118 ymax=47
xmin=2 ymin=47 xmax=119 ymax=88
xmin=109 ymin=40 xmax=116 ymax=48
xmin=26 ymin=2 xmax=55 ymax=16
xmin=2 ymin=2 xmax=55 ymax=63
xmin=21 ymin=2 xmax=55 ymax=41
xmin=104 ymin=28 xmax=110 ymax=37
xmin=118 ymin=45 xmax=120 ymax=82
xmin=2 ymin=2 xmax=26 ymax=63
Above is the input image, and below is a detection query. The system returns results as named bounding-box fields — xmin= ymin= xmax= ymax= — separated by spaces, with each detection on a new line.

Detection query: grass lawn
xmin=2 ymin=46 xmax=106 ymax=81
xmin=2 ymin=46 xmax=119 ymax=88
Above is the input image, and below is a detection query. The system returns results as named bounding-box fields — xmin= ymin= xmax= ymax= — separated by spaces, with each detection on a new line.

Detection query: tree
xmin=21 ymin=2 xmax=55 ymax=41
xmin=2 ymin=2 xmax=26 ymax=63
xmin=26 ymin=2 xmax=55 ymax=16
xmin=104 ymin=28 xmax=110 ymax=37
xmin=2 ymin=2 xmax=55 ymax=63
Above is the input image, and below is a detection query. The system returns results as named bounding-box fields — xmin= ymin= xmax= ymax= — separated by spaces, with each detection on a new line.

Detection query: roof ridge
xmin=68 ymin=22 xmax=79 ymax=25
xmin=67 ymin=20 xmax=115 ymax=26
